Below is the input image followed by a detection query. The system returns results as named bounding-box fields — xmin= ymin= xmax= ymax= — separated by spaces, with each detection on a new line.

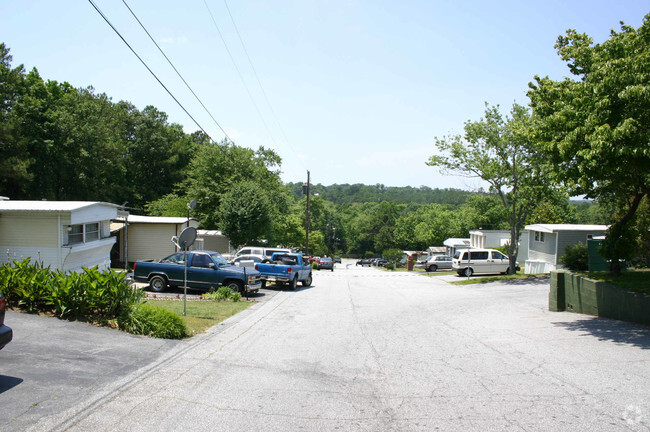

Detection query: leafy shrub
xmin=382 ymin=248 xmax=404 ymax=271
xmin=231 ymin=292 xmax=242 ymax=302
xmin=204 ymin=286 xmax=235 ymax=301
xmin=0 ymin=259 xmax=142 ymax=321
xmin=312 ymin=262 xmax=319 ymax=270
xmin=560 ymin=243 xmax=589 ymax=271
xmin=118 ymin=303 xmax=187 ymax=339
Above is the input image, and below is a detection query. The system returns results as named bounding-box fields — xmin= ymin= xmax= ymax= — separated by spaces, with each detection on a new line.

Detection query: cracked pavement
xmin=2 ymin=262 xmax=649 ymax=431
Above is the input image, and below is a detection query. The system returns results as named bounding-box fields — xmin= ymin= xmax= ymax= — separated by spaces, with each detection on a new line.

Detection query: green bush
xmin=118 ymin=303 xmax=187 ymax=339
xmin=382 ymin=248 xmax=403 ymax=271
xmin=311 ymin=262 xmax=319 ymax=270
xmin=560 ymin=243 xmax=589 ymax=271
xmin=231 ymin=292 xmax=242 ymax=302
xmin=0 ymin=259 xmax=142 ymax=321
xmin=203 ymin=286 xmax=237 ymax=301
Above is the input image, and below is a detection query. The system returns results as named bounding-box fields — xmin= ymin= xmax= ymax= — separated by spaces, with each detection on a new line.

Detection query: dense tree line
xmin=0 ymin=42 xmax=615 ymax=260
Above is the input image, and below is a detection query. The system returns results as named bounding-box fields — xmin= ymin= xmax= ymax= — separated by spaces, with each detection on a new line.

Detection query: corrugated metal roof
xmin=114 ymin=215 xmax=197 ymax=224
xmin=0 ymin=200 xmax=118 ymax=212
xmin=525 ymin=224 xmax=609 ymax=233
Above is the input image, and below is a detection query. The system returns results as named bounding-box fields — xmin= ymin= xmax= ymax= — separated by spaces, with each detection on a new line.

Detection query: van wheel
xmin=464 ymin=268 xmax=473 ymax=277
xmin=149 ymin=275 xmax=167 ymax=292
xmin=427 ymin=265 xmax=437 ymax=272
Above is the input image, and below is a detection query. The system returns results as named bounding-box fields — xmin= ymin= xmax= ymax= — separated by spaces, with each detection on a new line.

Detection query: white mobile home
xmin=111 ymin=215 xmax=199 ymax=265
xmin=524 ymin=224 xmax=608 ymax=274
xmin=0 ymin=200 xmax=120 ymax=272
xmin=469 ymin=229 xmax=529 ymax=262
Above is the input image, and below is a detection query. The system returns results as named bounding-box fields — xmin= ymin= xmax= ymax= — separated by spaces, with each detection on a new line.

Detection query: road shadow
xmin=0 ymin=375 xmax=23 ymax=394
xmin=553 ymin=317 xmax=650 ymax=350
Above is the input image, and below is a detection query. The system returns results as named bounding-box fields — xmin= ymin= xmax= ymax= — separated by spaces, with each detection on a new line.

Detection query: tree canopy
xmin=528 ymin=14 xmax=650 ymax=273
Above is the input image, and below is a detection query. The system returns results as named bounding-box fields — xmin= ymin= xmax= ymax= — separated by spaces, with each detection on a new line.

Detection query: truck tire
xmin=226 ymin=280 xmax=244 ymax=294
xmin=149 ymin=275 xmax=167 ymax=293
xmin=290 ymin=276 xmax=298 ymax=290
xmin=302 ymin=274 xmax=312 ymax=287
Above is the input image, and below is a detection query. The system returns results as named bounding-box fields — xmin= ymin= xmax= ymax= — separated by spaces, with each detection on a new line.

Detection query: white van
xmin=452 ymin=248 xmax=511 ymax=276
xmin=235 ymin=246 xmax=291 ymax=259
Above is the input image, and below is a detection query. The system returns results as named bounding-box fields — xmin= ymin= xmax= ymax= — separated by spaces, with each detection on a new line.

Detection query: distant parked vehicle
xmin=231 ymin=254 xmax=269 ymax=268
xmin=334 ymin=257 xmax=342 ymax=263
xmin=452 ymin=248 xmax=513 ymax=276
xmin=425 ymin=255 xmax=453 ymax=272
xmin=0 ymin=292 xmax=13 ymax=350
xmin=317 ymin=257 xmax=334 ymax=271
xmin=356 ymin=258 xmax=372 ymax=267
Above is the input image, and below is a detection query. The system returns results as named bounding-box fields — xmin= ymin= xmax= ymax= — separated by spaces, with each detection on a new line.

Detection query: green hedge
xmin=0 ymin=258 xmax=142 ymax=321
xmin=118 ymin=303 xmax=187 ymax=339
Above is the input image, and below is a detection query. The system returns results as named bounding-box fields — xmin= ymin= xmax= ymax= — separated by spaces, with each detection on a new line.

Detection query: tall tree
xmin=428 ymin=103 xmax=551 ymax=273
xmin=528 ymin=15 xmax=650 ymax=274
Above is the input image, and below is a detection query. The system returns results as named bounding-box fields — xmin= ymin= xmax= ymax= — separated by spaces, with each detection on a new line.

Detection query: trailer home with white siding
xmin=0 ymin=200 xmax=121 ymax=272
xmin=524 ymin=224 xmax=608 ymax=274
xmin=110 ymin=215 xmax=199 ymax=266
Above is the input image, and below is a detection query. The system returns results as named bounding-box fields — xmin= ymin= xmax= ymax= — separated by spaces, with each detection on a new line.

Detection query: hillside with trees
xmin=0 ymin=40 xmax=621 ymax=260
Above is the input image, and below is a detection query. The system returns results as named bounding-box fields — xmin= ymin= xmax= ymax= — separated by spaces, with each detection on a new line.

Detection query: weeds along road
xmin=7 ymin=261 xmax=650 ymax=431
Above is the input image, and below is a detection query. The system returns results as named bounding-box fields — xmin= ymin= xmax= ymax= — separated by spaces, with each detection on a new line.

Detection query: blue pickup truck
xmin=133 ymin=250 xmax=262 ymax=293
xmin=254 ymin=253 xmax=312 ymax=290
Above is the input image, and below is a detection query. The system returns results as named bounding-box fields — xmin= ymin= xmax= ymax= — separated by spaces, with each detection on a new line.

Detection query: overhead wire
xmin=87 ymin=0 xmax=221 ymax=145
xmin=221 ymin=0 xmax=305 ymax=168
xmin=120 ymin=0 xmax=233 ymax=144
xmin=202 ymin=0 xmax=305 ymax=180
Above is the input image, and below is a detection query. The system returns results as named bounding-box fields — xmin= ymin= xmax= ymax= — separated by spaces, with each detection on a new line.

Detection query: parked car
xmin=424 ymin=255 xmax=453 ymax=272
xmin=0 ymin=292 xmax=13 ymax=350
xmin=452 ymin=248 xmax=512 ymax=276
xmin=133 ymin=250 xmax=262 ymax=293
xmin=334 ymin=257 xmax=342 ymax=263
xmin=235 ymin=246 xmax=291 ymax=259
xmin=255 ymin=253 xmax=313 ymax=289
xmin=375 ymin=259 xmax=388 ymax=267
xmin=356 ymin=258 xmax=372 ymax=267
xmin=231 ymin=254 xmax=270 ymax=268
xmin=317 ymin=257 xmax=334 ymax=271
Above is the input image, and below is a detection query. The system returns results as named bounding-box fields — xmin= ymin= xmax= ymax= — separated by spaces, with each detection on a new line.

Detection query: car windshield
xmin=209 ymin=252 xmax=229 ymax=266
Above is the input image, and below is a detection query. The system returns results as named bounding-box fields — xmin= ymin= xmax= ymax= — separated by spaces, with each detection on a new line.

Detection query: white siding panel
xmin=0 ymin=246 xmax=60 ymax=268
xmin=63 ymin=241 xmax=115 ymax=272
xmin=0 ymin=215 xmax=59 ymax=248
xmin=70 ymin=204 xmax=118 ymax=225
xmin=127 ymin=224 xmax=181 ymax=262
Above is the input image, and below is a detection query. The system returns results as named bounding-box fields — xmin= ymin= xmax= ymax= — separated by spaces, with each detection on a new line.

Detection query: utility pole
xmin=304 ymin=171 xmax=310 ymax=255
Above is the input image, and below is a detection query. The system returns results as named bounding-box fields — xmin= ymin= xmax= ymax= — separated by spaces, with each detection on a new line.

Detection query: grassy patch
xmin=143 ymin=299 xmax=252 ymax=335
xmin=449 ymin=272 xmax=547 ymax=285
xmin=420 ymin=270 xmax=456 ymax=277
xmin=582 ymin=269 xmax=650 ymax=296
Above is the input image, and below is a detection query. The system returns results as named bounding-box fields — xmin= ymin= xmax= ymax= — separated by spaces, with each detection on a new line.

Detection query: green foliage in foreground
xmin=0 ymin=259 xmax=141 ymax=321
xmin=118 ymin=303 xmax=188 ymax=339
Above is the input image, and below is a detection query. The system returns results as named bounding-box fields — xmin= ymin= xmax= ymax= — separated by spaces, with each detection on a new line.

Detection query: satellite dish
xmin=177 ymin=227 xmax=197 ymax=250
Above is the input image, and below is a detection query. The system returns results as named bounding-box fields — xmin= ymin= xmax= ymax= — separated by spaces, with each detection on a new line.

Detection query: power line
xmin=202 ymin=0 xmax=303 ymax=180
xmin=121 ymin=0 xmax=233 ymax=144
xmin=221 ymin=0 xmax=304 ymax=167
xmin=87 ymin=0 xmax=218 ymax=144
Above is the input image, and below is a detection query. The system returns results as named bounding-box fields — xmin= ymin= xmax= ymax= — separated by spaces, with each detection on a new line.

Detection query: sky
xmin=2 ymin=1 xmax=648 ymax=191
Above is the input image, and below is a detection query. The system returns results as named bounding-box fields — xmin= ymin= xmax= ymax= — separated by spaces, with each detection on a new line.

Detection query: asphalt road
xmin=1 ymin=262 xmax=649 ymax=431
